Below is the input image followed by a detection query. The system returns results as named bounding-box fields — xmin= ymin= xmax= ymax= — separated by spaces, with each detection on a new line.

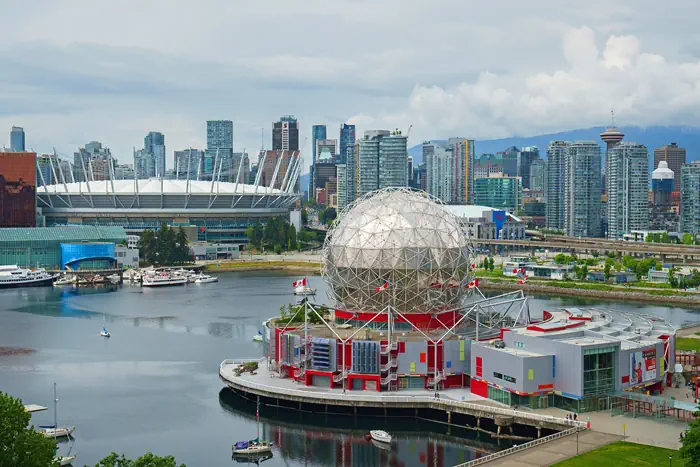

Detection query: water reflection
xmin=218 ymin=388 xmax=501 ymax=467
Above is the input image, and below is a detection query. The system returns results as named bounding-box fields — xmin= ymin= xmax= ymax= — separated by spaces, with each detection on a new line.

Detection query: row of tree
xmin=245 ymin=218 xmax=298 ymax=253
xmin=647 ymin=232 xmax=700 ymax=245
xmin=137 ymin=224 xmax=193 ymax=266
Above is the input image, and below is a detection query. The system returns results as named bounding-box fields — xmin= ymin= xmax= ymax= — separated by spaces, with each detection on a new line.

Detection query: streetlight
xmin=669 ymin=455 xmax=672 ymax=467
xmin=576 ymin=427 xmax=579 ymax=455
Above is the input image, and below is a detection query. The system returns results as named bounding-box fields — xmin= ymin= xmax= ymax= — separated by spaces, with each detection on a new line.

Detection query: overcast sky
xmin=2 ymin=0 xmax=699 ymax=170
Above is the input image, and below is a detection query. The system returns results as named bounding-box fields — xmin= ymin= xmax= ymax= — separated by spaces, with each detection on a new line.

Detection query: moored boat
xmin=233 ymin=439 xmax=272 ymax=455
xmin=370 ymin=430 xmax=392 ymax=444
xmin=142 ymin=273 xmax=187 ymax=287
xmin=0 ymin=265 xmax=56 ymax=289
xmin=194 ymin=274 xmax=218 ymax=283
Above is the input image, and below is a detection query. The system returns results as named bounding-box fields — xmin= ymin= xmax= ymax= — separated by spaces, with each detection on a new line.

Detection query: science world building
xmin=263 ymin=188 xmax=676 ymax=412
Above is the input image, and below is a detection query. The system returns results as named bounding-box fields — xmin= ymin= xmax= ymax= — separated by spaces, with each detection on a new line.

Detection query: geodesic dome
xmin=321 ymin=188 xmax=475 ymax=314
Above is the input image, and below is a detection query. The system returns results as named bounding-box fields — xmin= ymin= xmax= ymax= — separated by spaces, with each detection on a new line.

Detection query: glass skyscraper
xmin=606 ymin=142 xmax=649 ymax=239
xmin=144 ymin=131 xmax=166 ymax=177
xmin=681 ymin=162 xmax=700 ymax=236
xmin=339 ymin=123 xmax=356 ymax=164
xmin=10 ymin=126 xmax=25 ymax=152
xmin=473 ymin=176 xmax=522 ymax=212
xmin=206 ymin=120 xmax=233 ymax=181
xmin=546 ymin=141 xmax=568 ymax=231
xmin=564 ymin=141 xmax=602 ymax=237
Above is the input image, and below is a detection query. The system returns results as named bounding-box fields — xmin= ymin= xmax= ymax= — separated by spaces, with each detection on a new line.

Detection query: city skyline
xmin=3 ymin=1 xmax=700 ymax=170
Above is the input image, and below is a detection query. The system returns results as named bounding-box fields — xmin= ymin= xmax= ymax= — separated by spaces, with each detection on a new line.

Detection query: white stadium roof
xmin=41 ymin=179 xmax=288 ymax=195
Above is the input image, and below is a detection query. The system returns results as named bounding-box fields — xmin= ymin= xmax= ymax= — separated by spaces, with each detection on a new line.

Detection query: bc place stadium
xmin=36 ymin=156 xmax=302 ymax=245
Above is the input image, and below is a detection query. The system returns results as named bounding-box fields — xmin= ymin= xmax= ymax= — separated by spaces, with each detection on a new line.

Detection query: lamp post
xmin=669 ymin=455 xmax=672 ymax=467
xmin=576 ymin=427 xmax=579 ymax=455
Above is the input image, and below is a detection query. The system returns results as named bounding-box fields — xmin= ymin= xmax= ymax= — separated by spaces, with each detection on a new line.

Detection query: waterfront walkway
xmin=219 ymin=359 xmax=584 ymax=433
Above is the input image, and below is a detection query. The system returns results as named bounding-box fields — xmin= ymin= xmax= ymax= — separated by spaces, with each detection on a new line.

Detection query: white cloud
xmin=1 ymin=0 xmax=700 ymax=167
xmin=355 ymin=26 xmax=700 ymax=144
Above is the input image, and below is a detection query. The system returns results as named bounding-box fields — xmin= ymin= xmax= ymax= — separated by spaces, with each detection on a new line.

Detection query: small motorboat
xmin=100 ymin=328 xmax=110 ymax=338
xmin=107 ymin=274 xmax=120 ymax=284
xmin=293 ymin=286 xmax=316 ymax=296
xmin=195 ymin=274 xmax=218 ymax=284
xmin=57 ymin=454 xmax=76 ymax=466
xmin=41 ymin=426 xmax=75 ymax=439
xmin=233 ymin=440 xmax=273 ymax=455
xmin=53 ymin=276 xmax=73 ymax=286
xmin=253 ymin=330 xmax=263 ymax=342
xmin=370 ymin=430 xmax=392 ymax=444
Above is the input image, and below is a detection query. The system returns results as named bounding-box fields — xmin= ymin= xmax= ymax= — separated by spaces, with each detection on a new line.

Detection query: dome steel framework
xmin=322 ymin=187 xmax=476 ymax=313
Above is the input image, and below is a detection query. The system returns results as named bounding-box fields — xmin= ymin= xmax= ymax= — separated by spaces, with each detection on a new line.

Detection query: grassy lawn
xmin=204 ymin=260 xmax=321 ymax=271
xmin=552 ymin=441 xmax=684 ymax=466
xmin=676 ymin=337 xmax=700 ymax=352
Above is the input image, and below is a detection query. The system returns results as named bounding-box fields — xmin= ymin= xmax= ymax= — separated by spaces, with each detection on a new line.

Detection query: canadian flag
xmin=474 ymin=278 xmax=479 ymax=288
xmin=519 ymin=277 xmax=528 ymax=285
xmin=471 ymin=264 xmax=476 ymax=270
xmin=375 ymin=281 xmax=389 ymax=292
xmin=292 ymin=277 xmax=307 ymax=288
xmin=512 ymin=268 xmax=518 ymax=273
xmin=466 ymin=280 xmax=475 ymax=289
xmin=519 ymin=268 xmax=525 ymax=273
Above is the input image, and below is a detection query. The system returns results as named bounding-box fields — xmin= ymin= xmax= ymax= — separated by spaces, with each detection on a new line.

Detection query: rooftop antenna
xmin=611 ymin=109 xmax=616 ymax=127
xmin=261 ymin=128 xmax=264 ymax=152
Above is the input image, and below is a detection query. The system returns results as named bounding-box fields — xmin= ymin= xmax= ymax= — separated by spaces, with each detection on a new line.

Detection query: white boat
xmin=370 ymin=430 xmax=392 ymax=444
xmin=53 ymin=276 xmax=73 ymax=286
xmin=142 ymin=273 xmax=187 ymax=287
xmin=100 ymin=328 xmax=110 ymax=338
xmin=253 ymin=331 xmax=263 ymax=342
xmin=233 ymin=442 xmax=273 ymax=455
xmin=195 ymin=274 xmax=218 ymax=284
xmin=293 ymin=285 xmax=316 ymax=295
xmin=0 ymin=265 xmax=56 ymax=289
xmin=107 ymin=274 xmax=120 ymax=283
xmin=57 ymin=454 xmax=76 ymax=466
xmin=40 ymin=383 xmax=76 ymax=441
xmin=42 ymin=426 xmax=75 ymax=439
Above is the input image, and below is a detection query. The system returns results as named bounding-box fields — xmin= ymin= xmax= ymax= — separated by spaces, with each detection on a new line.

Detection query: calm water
xmin=0 ymin=272 xmax=698 ymax=466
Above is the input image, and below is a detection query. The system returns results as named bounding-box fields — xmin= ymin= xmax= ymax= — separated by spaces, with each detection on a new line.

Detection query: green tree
xmin=174 ymin=227 xmax=192 ymax=264
xmin=554 ymin=254 xmax=571 ymax=265
xmin=681 ymin=405 xmax=700 ymax=464
xmin=488 ymin=257 xmax=494 ymax=271
xmin=137 ymin=229 xmax=158 ymax=265
xmin=614 ymin=261 xmax=623 ymax=272
xmin=301 ymin=208 xmax=308 ymax=226
xmin=320 ymin=207 xmax=337 ymax=225
xmin=89 ymin=452 xmax=185 ymax=467
xmin=622 ymin=254 xmax=638 ymax=273
xmin=576 ymin=264 xmax=588 ymax=280
xmin=287 ymin=223 xmax=297 ymax=251
xmin=483 ymin=257 xmax=489 ymax=270
xmin=668 ymin=267 xmax=679 ymax=288
xmin=0 ymin=391 xmax=58 ymax=467
xmin=603 ymin=262 xmax=612 ymax=281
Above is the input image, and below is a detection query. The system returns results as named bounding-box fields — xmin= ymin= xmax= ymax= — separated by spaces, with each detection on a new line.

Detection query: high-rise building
xmin=206 ymin=120 xmax=234 ymax=181
xmin=316 ymin=139 xmax=337 ymax=161
xmin=339 ymin=124 xmax=356 ymax=163
xmin=529 ymin=159 xmax=547 ymax=193
xmin=564 ymin=141 xmax=602 ymax=237
xmin=606 ymin=142 xmax=649 ymax=239
xmin=500 ymin=146 xmax=519 ymax=177
xmin=681 ymin=162 xmax=700 ymax=235
xmin=134 ymin=149 xmax=155 ymax=179
xmin=73 ymin=141 xmax=113 ymax=182
xmin=423 ymin=138 xmax=474 ymax=204
xmin=519 ymin=146 xmax=540 ymax=189
xmin=475 ymin=154 xmax=504 ymax=179
xmin=144 ymin=131 xmax=166 ymax=177
xmin=258 ymin=150 xmax=299 ymax=190
xmin=378 ymin=133 xmax=408 ymax=190
xmin=231 ymin=152 xmax=250 ymax=184
xmin=652 ymin=161 xmax=674 ymax=208
xmin=356 ymin=130 xmax=408 ymax=196
xmin=174 ymin=149 xmax=204 ymax=180
xmin=273 ymin=116 xmax=299 ymax=151
xmin=10 ymin=126 xmax=25 ymax=152
xmin=337 ymin=163 xmax=347 ymax=209
xmin=0 ymin=152 xmax=36 ymax=227
xmin=654 ymin=143 xmax=686 ymax=191
xmin=473 ymin=176 xmax=522 ymax=212
xmin=339 ymin=141 xmax=358 ymax=208
xmin=600 ymin=125 xmax=624 ymax=192
xmin=546 ymin=141 xmax=568 ymax=231
xmin=311 ymin=125 xmax=327 ymax=165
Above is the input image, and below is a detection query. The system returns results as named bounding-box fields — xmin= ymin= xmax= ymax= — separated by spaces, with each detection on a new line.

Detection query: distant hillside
xmin=409 ymin=126 xmax=700 ymax=167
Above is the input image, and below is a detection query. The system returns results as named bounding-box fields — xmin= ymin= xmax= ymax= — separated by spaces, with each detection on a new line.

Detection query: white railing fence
xmin=453 ymin=427 xmax=583 ymax=466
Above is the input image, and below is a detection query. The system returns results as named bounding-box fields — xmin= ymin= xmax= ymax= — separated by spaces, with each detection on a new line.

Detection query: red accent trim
xmin=537 ymin=384 xmax=553 ymax=390
xmin=542 ymin=310 xmax=552 ymax=321
xmin=500 ymin=328 xmax=512 ymax=340
xmin=470 ymin=378 xmax=488 ymax=397
xmin=419 ymin=352 xmax=426 ymax=363
xmin=334 ymin=309 xmax=466 ymax=329
xmin=398 ymin=341 xmax=406 ymax=353
xmin=476 ymin=357 xmax=483 ymax=377
xmin=621 ymin=375 xmax=630 ymax=384
xmin=526 ymin=320 xmax=586 ymax=332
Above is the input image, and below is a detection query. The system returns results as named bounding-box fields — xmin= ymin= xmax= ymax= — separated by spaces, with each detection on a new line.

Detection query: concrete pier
xmin=220 ymin=359 xmax=584 ymax=435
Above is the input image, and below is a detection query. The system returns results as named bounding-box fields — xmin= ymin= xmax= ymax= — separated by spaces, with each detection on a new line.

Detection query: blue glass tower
xmin=339 ymin=124 xmax=356 ymax=164
xmin=311 ymin=125 xmax=327 ymax=166
xmin=10 ymin=126 xmax=25 ymax=152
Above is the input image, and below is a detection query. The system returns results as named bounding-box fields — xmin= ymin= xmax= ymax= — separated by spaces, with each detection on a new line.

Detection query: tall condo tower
xmin=600 ymin=112 xmax=624 ymax=192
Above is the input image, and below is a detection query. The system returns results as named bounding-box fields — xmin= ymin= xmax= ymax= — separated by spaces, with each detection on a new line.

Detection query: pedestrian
xmin=574 ymin=413 xmax=577 ymax=421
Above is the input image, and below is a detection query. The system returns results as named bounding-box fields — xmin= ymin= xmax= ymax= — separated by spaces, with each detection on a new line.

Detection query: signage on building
xmin=630 ymin=348 xmax=656 ymax=384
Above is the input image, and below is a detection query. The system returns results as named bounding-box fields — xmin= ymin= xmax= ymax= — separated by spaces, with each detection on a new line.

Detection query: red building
xmin=0 ymin=152 xmax=36 ymax=227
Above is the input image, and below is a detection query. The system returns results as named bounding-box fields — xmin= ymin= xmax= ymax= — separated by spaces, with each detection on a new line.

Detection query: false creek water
xmin=0 ymin=271 xmax=697 ymax=467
